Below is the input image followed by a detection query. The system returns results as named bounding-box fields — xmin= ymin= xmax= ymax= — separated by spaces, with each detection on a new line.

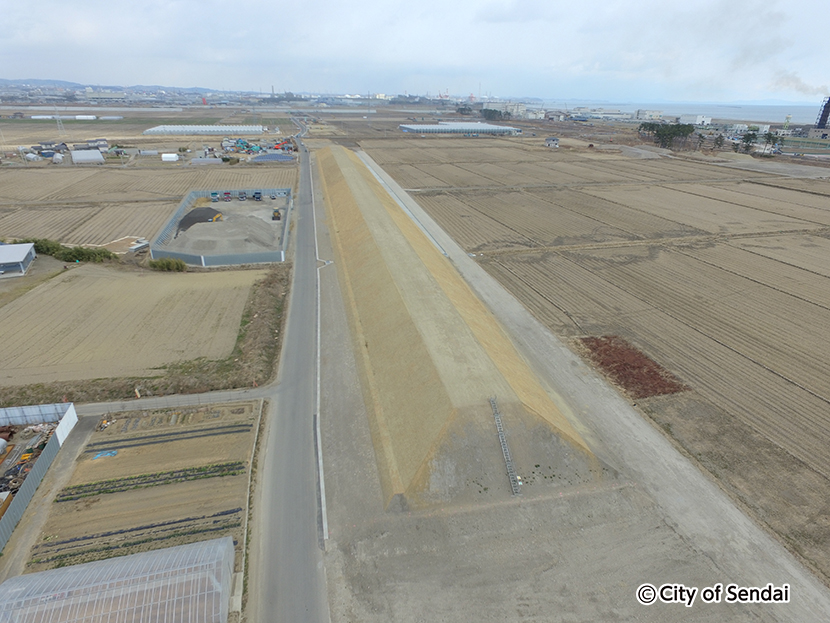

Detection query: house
xmin=545 ymin=137 xmax=560 ymax=148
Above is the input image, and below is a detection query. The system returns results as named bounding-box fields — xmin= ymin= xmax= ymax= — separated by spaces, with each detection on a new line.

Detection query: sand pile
xmin=166 ymin=211 xmax=281 ymax=255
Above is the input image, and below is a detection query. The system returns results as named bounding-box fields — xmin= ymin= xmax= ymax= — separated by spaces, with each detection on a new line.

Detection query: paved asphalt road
xmin=76 ymin=136 xmax=330 ymax=623
xmin=247 ymin=141 xmax=329 ymax=623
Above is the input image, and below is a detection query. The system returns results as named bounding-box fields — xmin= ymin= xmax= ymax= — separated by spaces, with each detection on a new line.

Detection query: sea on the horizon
xmin=542 ymin=101 xmax=822 ymax=125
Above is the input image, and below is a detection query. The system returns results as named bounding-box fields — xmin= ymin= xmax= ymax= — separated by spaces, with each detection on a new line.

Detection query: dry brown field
xmin=0 ymin=264 xmax=266 ymax=386
xmin=28 ymin=400 xmax=261 ymax=572
xmin=0 ymin=166 xmax=297 ymax=202
xmin=0 ymin=166 xmax=297 ymax=245
xmin=361 ymin=135 xmax=830 ymax=582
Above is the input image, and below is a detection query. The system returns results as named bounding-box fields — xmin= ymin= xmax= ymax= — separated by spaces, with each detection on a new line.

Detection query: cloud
xmin=0 ymin=0 xmax=826 ymax=101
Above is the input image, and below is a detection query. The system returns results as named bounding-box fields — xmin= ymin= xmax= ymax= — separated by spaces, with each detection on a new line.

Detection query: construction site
xmin=3 ymin=103 xmax=830 ymax=621
xmin=301 ymin=110 xmax=830 ymax=621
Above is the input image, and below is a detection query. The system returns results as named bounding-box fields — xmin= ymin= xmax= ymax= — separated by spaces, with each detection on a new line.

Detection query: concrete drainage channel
xmin=150 ymin=188 xmax=292 ymax=266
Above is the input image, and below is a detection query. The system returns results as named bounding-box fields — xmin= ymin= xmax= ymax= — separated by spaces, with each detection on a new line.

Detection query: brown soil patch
xmin=578 ymin=335 xmax=687 ymax=399
xmin=0 ymin=264 xmax=290 ymax=406
xmin=29 ymin=401 xmax=261 ymax=572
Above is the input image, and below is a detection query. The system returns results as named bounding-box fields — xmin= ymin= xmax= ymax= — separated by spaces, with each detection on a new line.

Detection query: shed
xmin=70 ymin=150 xmax=105 ymax=164
xmin=0 ymin=243 xmax=36 ymax=277
xmin=545 ymin=137 xmax=560 ymax=148
xmin=161 ymin=153 xmax=180 ymax=162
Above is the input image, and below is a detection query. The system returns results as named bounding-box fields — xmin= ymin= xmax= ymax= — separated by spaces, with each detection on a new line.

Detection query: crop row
xmin=56 ymin=462 xmax=246 ymax=501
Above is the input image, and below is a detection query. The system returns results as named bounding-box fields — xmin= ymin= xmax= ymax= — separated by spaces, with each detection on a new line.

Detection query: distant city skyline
xmin=1 ymin=0 xmax=827 ymax=105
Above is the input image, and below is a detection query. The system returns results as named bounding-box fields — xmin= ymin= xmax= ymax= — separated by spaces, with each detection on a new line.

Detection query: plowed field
xmin=0 ymin=166 xmax=297 ymax=246
xmin=360 ymin=137 xmax=830 ymax=582
xmin=0 ymin=265 xmax=266 ymax=386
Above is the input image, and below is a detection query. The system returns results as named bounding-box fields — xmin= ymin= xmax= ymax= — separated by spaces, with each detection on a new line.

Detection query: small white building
xmin=0 ymin=243 xmax=36 ymax=278
xmin=679 ymin=114 xmax=712 ymax=126
xmin=545 ymin=137 xmax=560 ymax=148
xmin=161 ymin=153 xmax=180 ymax=162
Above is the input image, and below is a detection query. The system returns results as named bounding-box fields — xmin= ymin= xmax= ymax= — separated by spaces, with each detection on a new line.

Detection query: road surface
xmin=73 ymin=125 xmax=330 ymax=622
xmin=246 ymin=141 xmax=329 ymax=623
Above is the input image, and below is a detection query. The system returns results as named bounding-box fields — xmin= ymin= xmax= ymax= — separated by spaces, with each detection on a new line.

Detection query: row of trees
xmin=637 ymin=123 xmax=696 ymax=149
xmin=639 ymin=123 xmax=779 ymax=154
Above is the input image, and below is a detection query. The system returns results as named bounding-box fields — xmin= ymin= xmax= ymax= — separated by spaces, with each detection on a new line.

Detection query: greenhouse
xmin=0 ymin=537 xmax=234 ymax=623
xmin=142 ymin=125 xmax=263 ymax=135
xmin=399 ymin=121 xmax=521 ymax=135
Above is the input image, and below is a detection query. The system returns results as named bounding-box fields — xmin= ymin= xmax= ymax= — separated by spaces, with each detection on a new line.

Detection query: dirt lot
xmin=358 ymin=135 xmax=830 ymax=583
xmin=0 ymin=264 xmax=265 ymax=386
xmin=27 ymin=400 xmax=261 ymax=572
xmin=161 ymin=195 xmax=289 ymax=256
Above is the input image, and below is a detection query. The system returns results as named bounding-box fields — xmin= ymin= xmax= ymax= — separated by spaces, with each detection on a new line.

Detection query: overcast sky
xmin=2 ymin=0 xmax=827 ymax=103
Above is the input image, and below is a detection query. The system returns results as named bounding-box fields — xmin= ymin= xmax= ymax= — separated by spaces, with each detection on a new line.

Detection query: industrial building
xmin=482 ymin=101 xmax=527 ymax=118
xmin=0 ymin=242 xmax=36 ymax=277
xmin=679 ymin=114 xmax=712 ymax=126
xmin=143 ymin=125 xmax=263 ymax=135
xmin=399 ymin=122 xmax=521 ymax=135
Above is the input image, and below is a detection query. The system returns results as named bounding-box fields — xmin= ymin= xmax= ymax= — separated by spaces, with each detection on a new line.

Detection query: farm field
xmin=0 ymin=166 xmax=297 ymax=246
xmin=358 ymin=137 xmax=769 ymax=190
xmin=0 ymin=166 xmax=297 ymax=203
xmin=28 ymin=400 xmax=261 ymax=572
xmin=0 ymin=264 xmax=266 ymax=386
xmin=360 ymin=136 xmax=830 ymax=583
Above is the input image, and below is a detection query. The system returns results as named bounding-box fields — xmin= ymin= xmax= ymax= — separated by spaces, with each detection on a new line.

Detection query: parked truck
xmin=272 ymin=208 xmax=281 ymax=221
xmin=210 ymin=192 xmax=219 ymax=202
xmin=253 ymin=191 xmax=262 ymax=201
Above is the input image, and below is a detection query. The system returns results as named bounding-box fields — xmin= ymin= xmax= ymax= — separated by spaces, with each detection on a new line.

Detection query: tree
xmin=696 ymin=133 xmax=706 ymax=151
xmin=713 ymin=134 xmax=725 ymax=150
xmin=481 ymin=108 xmax=505 ymax=121
xmin=762 ymin=131 xmax=776 ymax=154
xmin=456 ymin=106 xmax=472 ymax=115
xmin=741 ymin=132 xmax=758 ymax=153
xmin=638 ymin=122 xmax=660 ymax=137
xmin=651 ymin=124 xmax=695 ymax=149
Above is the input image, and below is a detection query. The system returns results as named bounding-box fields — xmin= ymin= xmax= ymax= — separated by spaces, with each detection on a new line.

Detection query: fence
xmin=150 ymin=189 xmax=291 ymax=267
xmin=0 ymin=404 xmax=78 ymax=552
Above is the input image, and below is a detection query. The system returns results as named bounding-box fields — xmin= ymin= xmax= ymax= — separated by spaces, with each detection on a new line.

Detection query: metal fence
xmin=150 ymin=188 xmax=292 ymax=267
xmin=0 ymin=404 xmax=78 ymax=552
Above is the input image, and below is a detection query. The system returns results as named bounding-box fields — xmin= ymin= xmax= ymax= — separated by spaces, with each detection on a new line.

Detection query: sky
xmin=1 ymin=0 xmax=828 ymax=103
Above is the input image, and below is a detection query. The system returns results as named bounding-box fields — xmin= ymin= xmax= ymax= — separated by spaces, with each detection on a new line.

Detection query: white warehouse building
xmin=679 ymin=114 xmax=712 ymax=126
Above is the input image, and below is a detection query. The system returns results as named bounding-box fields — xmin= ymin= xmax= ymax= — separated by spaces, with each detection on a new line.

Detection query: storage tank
xmin=161 ymin=153 xmax=179 ymax=162
xmin=52 ymin=153 xmax=64 ymax=164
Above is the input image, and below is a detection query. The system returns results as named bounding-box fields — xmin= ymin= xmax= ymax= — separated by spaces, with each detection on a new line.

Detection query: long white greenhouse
xmin=0 ymin=537 xmax=234 ymax=623
xmin=399 ymin=121 xmax=521 ymax=135
xmin=142 ymin=125 xmax=263 ymax=135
